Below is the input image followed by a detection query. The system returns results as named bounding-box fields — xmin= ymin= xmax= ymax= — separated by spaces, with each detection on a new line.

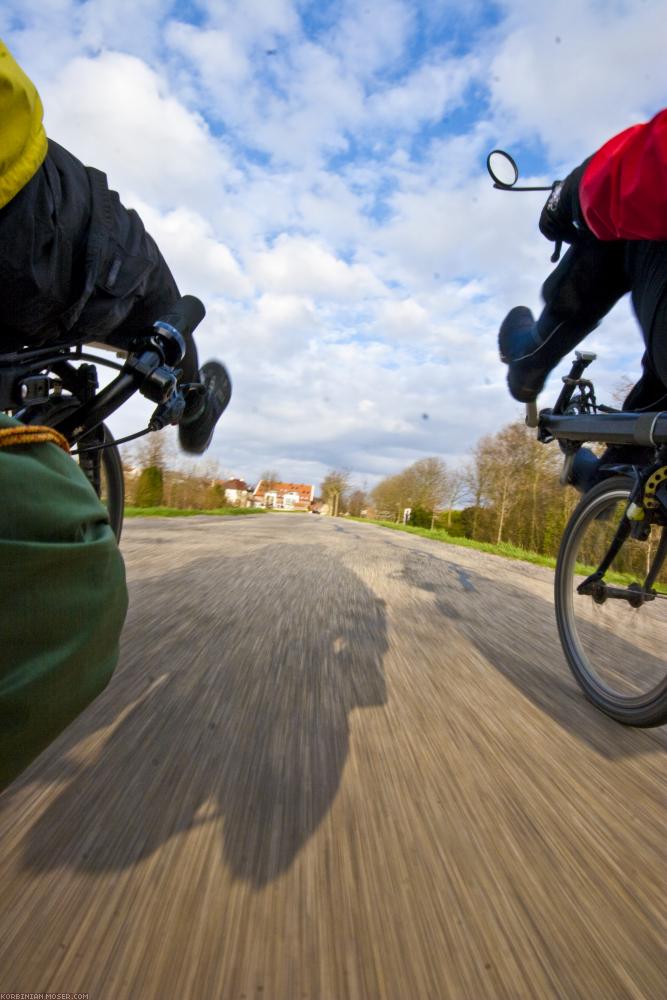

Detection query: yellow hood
xmin=0 ymin=40 xmax=47 ymax=209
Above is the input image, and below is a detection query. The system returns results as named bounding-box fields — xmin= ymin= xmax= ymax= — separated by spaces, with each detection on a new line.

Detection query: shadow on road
xmin=398 ymin=548 xmax=667 ymax=760
xmin=10 ymin=543 xmax=388 ymax=888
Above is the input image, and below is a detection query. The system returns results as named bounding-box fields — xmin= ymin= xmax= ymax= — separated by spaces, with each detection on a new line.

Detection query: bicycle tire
xmin=23 ymin=400 xmax=124 ymax=541
xmin=555 ymin=476 xmax=667 ymax=727
xmin=90 ymin=425 xmax=124 ymax=542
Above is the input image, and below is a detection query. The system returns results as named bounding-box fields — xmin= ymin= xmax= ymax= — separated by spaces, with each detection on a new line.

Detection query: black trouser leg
xmin=625 ymin=241 xmax=667 ymax=395
xmin=536 ymin=236 xmax=631 ymax=366
xmin=501 ymin=237 xmax=633 ymax=402
xmin=621 ymin=354 xmax=667 ymax=412
xmin=572 ymin=241 xmax=667 ymax=486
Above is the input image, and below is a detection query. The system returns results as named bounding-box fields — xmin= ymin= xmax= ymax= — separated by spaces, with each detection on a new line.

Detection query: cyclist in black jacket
xmin=0 ymin=38 xmax=230 ymax=454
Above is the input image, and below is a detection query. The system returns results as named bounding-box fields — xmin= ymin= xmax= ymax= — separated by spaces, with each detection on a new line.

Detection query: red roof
xmin=254 ymin=481 xmax=313 ymax=499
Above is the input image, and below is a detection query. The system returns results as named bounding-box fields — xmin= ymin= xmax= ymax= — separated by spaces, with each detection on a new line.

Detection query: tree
xmin=259 ymin=469 xmax=281 ymax=490
xmin=371 ymin=472 xmax=409 ymax=520
xmin=612 ymin=375 xmax=637 ymax=407
xmin=405 ymin=457 xmax=451 ymax=511
xmin=132 ymin=432 xmax=167 ymax=507
xmin=346 ymin=488 xmax=367 ymax=517
xmin=135 ymin=465 xmax=164 ymax=507
xmin=440 ymin=468 xmax=467 ymax=527
xmin=133 ymin=432 xmax=168 ymax=472
xmin=463 ymin=418 xmax=576 ymax=553
xmin=473 ymin=423 xmax=531 ymax=544
xmin=372 ymin=457 xmax=458 ymax=525
xmin=205 ymin=481 xmax=226 ymax=508
xmin=321 ymin=469 xmax=350 ymax=516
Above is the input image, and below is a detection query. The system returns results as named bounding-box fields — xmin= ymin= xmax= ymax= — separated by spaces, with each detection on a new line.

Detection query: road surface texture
xmin=0 ymin=513 xmax=665 ymax=999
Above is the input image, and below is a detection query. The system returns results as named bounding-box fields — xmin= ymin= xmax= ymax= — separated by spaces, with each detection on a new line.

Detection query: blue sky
xmin=2 ymin=0 xmax=665 ymax=488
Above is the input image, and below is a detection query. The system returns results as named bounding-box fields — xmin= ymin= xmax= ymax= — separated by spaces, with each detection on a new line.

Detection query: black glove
xmin=539 ymin=160 xmax=590 ymax=244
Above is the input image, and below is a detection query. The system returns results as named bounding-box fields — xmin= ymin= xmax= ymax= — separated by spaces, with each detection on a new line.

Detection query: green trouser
xmin=0 ymin=414 xmax=128 ymax=792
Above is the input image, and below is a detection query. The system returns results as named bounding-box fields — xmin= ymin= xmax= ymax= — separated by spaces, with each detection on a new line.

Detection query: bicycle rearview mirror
xmin=487 ymin=149 xmax=519 ymax=188
xmin=486 ymin=149 xmax=553 ymax=193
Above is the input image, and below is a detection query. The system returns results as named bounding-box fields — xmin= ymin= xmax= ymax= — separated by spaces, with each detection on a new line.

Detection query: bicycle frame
xmin=529 ymin=351 xmax=667 ymax=607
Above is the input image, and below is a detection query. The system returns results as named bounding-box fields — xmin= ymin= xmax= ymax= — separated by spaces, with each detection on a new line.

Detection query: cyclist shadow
xmin=15 ymin=542 xmax=389 ymax=887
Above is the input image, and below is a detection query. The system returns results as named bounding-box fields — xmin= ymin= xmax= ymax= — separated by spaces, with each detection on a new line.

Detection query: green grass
xmin=265 ymin=508 xmax=311 ymax=513
xmin=124 ymin=505 xmax=266 ymax=518
xmin=350 ymin=517 xmax=559 ymax=568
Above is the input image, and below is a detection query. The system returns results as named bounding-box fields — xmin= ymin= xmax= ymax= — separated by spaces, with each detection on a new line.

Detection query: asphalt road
xmin=0 ymin=513 xmax=665 ymax=999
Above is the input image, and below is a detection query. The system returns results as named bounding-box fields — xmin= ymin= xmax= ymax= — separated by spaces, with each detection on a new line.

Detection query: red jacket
xmin=580 ymin=109 xmax=667 ymax=240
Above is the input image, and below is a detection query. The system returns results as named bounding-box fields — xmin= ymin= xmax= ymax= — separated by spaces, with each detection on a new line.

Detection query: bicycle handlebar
xmin=28 ymin=302 xmax=201 ymax=443
xmin=540 ymin=409 xmax=667 ymax=448
xmin=1 ymin=295 xmax=207 ymax=442
xmin=154 ymin=295 xmax=205 ymax=345
xmin=527 ymin=351 xmax=667 ymax=450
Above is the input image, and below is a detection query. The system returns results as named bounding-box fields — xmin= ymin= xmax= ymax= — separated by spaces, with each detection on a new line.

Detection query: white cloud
xmin=131 ymin=202 xmax=253 ymax=302
xmin=248 ymin=235 xmax=385 ymax=300
xmin=367 ymin=54 xmax=480 ymax=132
xmin=1 ymin=0 xmax=660 ymax=488
xmin=200 ymin=0 xmax=300 ymax=40
xmin=374 ymin=298 xmax=431 ymax=340
xmin=490 ymin=0 xmax=667 ymax=161
xmin=43 ymin=51 xmax=241 ymax=214
xmin=329 ymin=0 xmax=414 ymax=81
xmin=166 ymin=22 xmax=250 ymax=88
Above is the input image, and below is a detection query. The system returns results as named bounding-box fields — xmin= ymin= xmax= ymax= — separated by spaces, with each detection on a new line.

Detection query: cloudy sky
xmin=2 ymin=0 xmax=665 ymax=489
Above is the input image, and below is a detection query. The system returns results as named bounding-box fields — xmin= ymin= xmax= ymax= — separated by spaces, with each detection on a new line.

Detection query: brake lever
xmin=148 ymin=390 xmax=186 ymax=430
xmin=551 ymin=239 xmax=562 ymax=263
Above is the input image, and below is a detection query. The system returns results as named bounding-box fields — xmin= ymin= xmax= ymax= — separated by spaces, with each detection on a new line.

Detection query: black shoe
xmin=178 ymin=361 xmax=232 ymax=455
xmin=569 ymin=447 xmax=600 ymax=493
xmin=498 ymin=306 xmax=553 ymax=402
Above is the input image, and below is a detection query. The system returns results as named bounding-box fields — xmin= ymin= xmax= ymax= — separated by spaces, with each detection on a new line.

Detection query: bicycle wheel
xmin=555 ymin=475 xmax=667 ymax=726
xmin=24 ymin=399 xmax=125 ymax=541
xmin=78 ymin=425 xmax=125 ymax=541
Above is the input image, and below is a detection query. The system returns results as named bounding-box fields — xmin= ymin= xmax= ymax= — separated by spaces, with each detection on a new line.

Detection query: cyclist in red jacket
xmin=499 ymin=109 xmax=667 ymax=488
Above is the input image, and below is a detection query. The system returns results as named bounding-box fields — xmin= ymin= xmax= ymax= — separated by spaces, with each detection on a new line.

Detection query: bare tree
xmin=371 ymin=458 xmax=453 ymax=523
xmin=346 ymin=488 xmax=367 ymax=517
xmin=407 ymin=457 xmax=452 ymax=511
xmin=259 ymin=469 xmax=281 ymax=490
xmin=371 ymin=471 xmax=411 ymax=520
xmin=321 ymin=469 xmax=350 ymax=516
xmin=471 ymin=424 xmax=532 ymax=544
xmin=438 ymin=467 xmax=467 ymax=528
xmin=132 ymin=432 xmax=170 ymax=472
xmin=611 ymin=375 xmax=637 ymax=408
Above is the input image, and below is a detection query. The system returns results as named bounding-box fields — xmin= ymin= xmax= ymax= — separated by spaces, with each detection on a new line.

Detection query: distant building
xmin=221 ymin=478 xmax=252 ymax=506
xmin=252 ymin=480 xmax=315 ymax=510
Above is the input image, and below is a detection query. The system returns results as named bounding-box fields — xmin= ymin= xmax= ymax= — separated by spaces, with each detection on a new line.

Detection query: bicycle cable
xmin=71 ymin=426 xmax=152 ymax=455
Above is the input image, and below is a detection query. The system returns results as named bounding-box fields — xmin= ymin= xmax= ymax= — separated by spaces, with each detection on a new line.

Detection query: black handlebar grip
xmin=156 ymin=295 xmax=206 ymax=341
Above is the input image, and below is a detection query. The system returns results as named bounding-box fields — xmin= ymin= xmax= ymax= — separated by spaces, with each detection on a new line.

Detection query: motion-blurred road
xmin=0 ymin=514 xmax=665 ymax=999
